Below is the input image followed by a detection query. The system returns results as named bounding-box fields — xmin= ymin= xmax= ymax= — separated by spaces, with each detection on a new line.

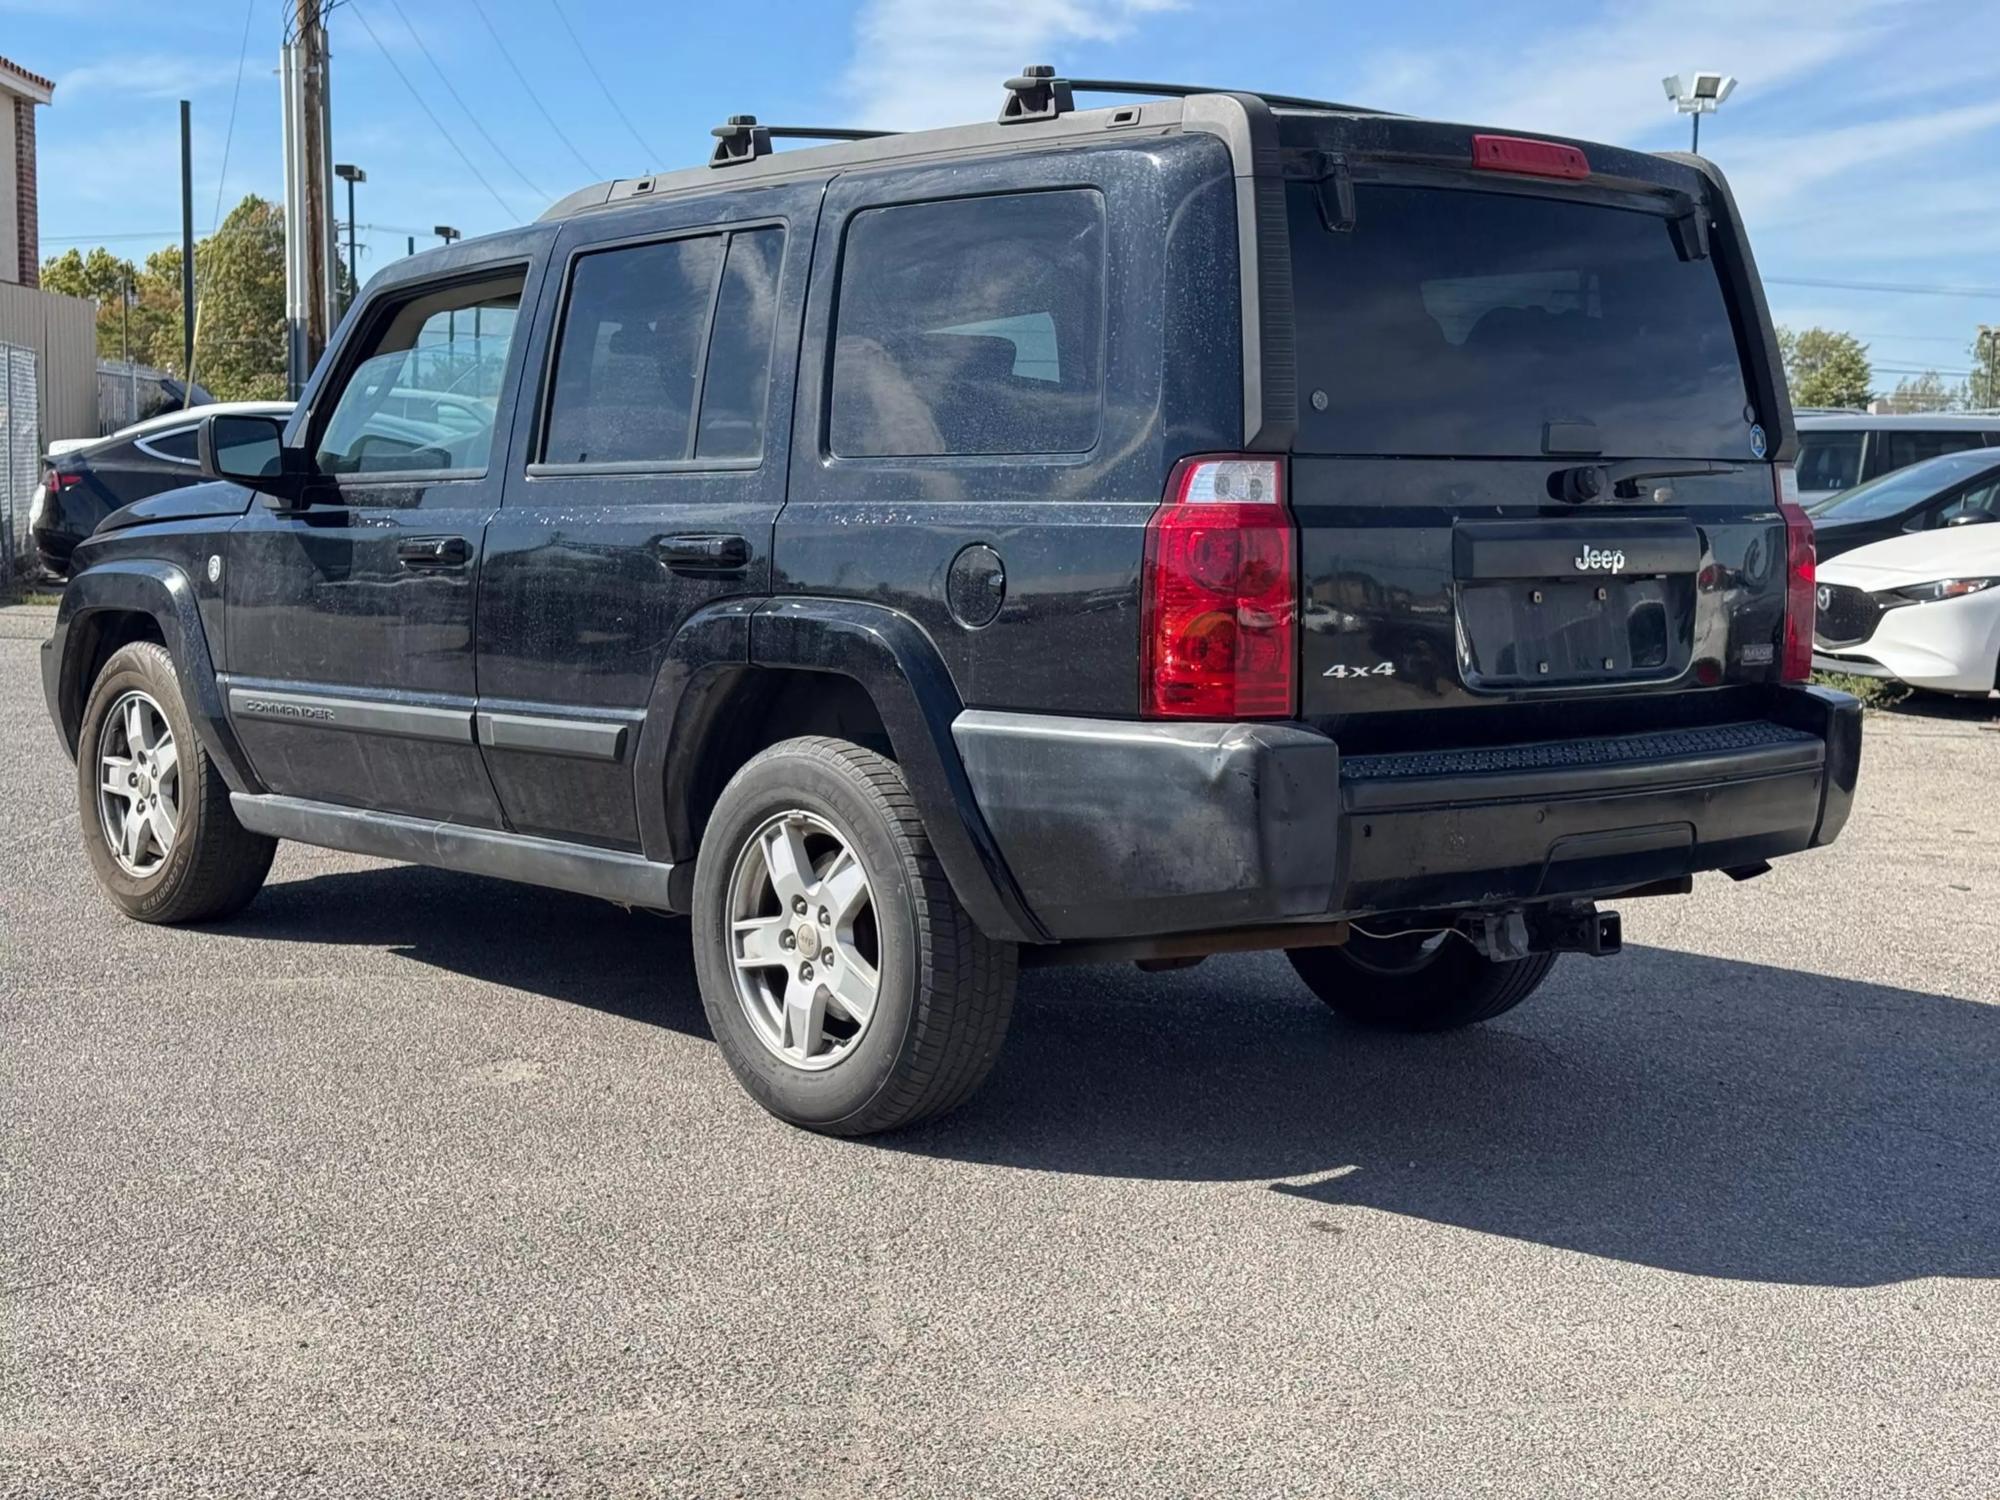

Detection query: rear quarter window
xmin=827 ymin=189 xmax=1105 ymax=459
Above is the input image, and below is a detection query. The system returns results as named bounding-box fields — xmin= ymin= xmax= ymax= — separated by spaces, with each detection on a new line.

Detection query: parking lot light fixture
xmin=1662 ymin=72 xmax=1737 ymax=153
xmin=434 ymin=224 xmax=461 ymax=246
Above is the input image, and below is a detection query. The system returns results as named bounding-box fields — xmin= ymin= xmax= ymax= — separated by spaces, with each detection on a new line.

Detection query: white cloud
xmin=58 ymin=53 xmax=248 ymax=103
xmin=843 ymin=0 xmax=1182 ymax=131
xmin=1345 ymin=0 xmax=1888 ymax=144
xmin=1723 ymin=100 xmax=2000 ymax=227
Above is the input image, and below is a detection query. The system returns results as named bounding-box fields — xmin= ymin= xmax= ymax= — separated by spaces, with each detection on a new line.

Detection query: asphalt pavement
xmin=2 ymin=614 xmax=1996 ymax=1497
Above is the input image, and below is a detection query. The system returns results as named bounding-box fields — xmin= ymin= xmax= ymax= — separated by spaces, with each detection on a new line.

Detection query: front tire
xmin=691 ymin=737 xmax=1018 ymax=1136
xmin=77 ymin=641 xmax=276 ymax=924
xmin=1290 ymin=929 xmax=1556 ymax=1032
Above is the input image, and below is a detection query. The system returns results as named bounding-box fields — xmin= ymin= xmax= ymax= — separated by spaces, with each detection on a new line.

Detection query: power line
xmin=381 ymin=0 xmax=549 ymax=203
xmin=469 ymin=0 xmax=601 ymax=181
xmin=209 ymin=0 xmax=258 ymax=234
xmin=1767 ymin=275 xmax=2000 ymax=300
xmin=547 ymin=0 xmax=660 ymax=165
xmin=345 ymin=0 xmax=523 ymax=221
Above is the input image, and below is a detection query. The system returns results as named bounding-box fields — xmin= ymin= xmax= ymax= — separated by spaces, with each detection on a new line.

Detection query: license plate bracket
xmin=1459 ymin=575 xmax=1693 ymax=689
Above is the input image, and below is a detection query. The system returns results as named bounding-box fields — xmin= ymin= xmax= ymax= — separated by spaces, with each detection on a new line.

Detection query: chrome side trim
xmin=226 ymin=685 xmax=473 ymax=743
xmin=230 ymin=794 xmax=680 ymax=909
xmin=476 ymin=710 xmax=629 ymax=763
xmin=133 ymin=429 xmax=200 ymax=467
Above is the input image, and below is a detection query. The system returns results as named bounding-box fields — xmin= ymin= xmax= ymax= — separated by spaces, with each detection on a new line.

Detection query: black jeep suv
xmin=42 ymin=73 xmax=1860 ymax=1135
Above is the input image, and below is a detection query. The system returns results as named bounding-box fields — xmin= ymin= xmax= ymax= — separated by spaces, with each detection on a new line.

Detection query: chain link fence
xmin=1 ymin=342 xmax=42 ymax=580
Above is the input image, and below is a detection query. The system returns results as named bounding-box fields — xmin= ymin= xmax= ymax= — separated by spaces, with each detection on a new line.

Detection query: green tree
xmin=40 ymin=195 xmax=290 ymax=399
xmin=190 ymin=197 xmax=287 ymax=401
xmin=1972 ymin=326 xmax=2000 ymax=410
xmin=1885 ymin=370 xmax=1962 ymax=414
xmin=1777 ymin=326 xmax=1873 ymax=409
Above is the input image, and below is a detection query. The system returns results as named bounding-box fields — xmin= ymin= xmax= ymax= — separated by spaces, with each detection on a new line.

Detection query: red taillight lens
xmin=1776 ymin=463 xmax=1815 ymax=682
xmin=48 ymin=468 xmax=82 ymax=491
xmin=1142 ymin=456 xmax=1296 ymax=718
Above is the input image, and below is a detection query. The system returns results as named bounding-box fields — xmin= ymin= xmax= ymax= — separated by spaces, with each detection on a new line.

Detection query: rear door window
xmin=1796 ymin=431 xmax=1864 ymax=491
xmin=1880 ymin=430 xmax=1985 ymax=471
xmin=1289 ymin=184 xmax=1757 ymax=460
xmin=827 ymin=189 xmax=1105 ymax=458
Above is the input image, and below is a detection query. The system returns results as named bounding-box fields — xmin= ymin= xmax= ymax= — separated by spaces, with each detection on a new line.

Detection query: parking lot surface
xmin=2 ymin=619 xmax=1996 ymax=1498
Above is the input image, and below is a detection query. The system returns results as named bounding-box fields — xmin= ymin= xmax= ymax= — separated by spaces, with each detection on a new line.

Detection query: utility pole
xmin=179 ymin=100 xmax=195 ymax=384
xmin=282 ymin=0 xmax=337 ymax=395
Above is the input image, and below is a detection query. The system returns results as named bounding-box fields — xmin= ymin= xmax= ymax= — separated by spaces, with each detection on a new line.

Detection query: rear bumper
xmin=954 ymin=687 xmax=1861 ymax=941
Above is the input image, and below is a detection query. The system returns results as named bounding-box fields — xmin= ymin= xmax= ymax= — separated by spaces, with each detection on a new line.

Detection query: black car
xmin=31 ymin=402 xmax=292 ymax=578
xmin=41 ymin=71 xmax=1860 ymax=1135
xmin=1807 ymin=448 xmax=2000 ymax=560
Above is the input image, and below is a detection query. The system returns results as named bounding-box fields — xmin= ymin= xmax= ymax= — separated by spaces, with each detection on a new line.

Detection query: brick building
xmin=0 ymin=54 xmax=98 ymax=571
xmin=0 ymin=54 xmax=53 ymax=289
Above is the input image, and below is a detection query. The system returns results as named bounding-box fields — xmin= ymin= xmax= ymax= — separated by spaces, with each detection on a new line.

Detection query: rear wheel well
xmin=681 ymin=669 xmax=891 ymax=855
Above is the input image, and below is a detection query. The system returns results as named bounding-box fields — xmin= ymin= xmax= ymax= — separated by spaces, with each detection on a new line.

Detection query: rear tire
xmin=77 ymin=641 xmax=276 ymax=924
xmin=691 ymin=736 xmax=1017 ymax=1136
xmin=1290 ymin=929 xmax=1556 ymax=1032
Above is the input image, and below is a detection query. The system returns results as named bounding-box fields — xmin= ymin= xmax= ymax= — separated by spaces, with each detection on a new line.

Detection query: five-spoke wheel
xmin=77 ymin=641 xmax=275 ymax=923
xmin=727 ymin=810 xmax=882 ymax=1070
xmin=692 ymin=736 xmax=1018 ymax=1136
xmin=96 ymin=689 xmax=181 ymax=877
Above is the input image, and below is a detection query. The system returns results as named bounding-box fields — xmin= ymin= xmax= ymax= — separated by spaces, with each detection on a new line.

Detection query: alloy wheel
xmin=97 ymin=689 xmax=181 ymax=878
xmin=726 ymin=810 xmax=883 ymax=1071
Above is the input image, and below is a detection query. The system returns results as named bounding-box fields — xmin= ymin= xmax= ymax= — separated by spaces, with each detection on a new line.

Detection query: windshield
xmin=1288 ymin=183 xmax=1757 ymax=459
xmin=1795 ymin=430 xmax=1864 ymax=492
xmin=1809 ymin=449 xmax=2000 ymax=522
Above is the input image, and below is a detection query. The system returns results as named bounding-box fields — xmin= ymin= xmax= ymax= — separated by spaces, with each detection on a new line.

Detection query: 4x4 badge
xmin=1574 ymin=546 xmax=1626 ymax=574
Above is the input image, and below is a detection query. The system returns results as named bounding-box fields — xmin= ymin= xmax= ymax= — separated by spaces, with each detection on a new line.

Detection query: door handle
xmin=398 ymin=535 xmax=470 ymax=570
xmin=652 ymin=533 xmax=751 ymax=573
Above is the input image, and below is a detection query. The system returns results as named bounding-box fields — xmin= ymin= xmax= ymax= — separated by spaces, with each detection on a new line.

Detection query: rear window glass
xmin=1289 ymin=184 xmax=1757 ymax=460
xmin=828 ymin=189 xmax=1105 ymax=458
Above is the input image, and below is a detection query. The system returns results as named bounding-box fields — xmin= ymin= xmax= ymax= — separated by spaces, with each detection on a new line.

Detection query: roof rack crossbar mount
xmin=999 ymin=66 xmax=1381 ymax=123
xmin=711 ymin=116 xmax=895 ymax=168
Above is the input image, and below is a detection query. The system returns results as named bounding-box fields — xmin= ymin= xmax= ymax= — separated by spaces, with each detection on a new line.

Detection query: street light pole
xmin=334 ymin=163 xmax=365 ymax=309
xmin=1663 ymin=72 xmax=1737 ymax=155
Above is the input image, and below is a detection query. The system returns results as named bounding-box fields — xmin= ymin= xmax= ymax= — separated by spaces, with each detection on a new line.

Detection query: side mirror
xmin=1944 ymin=510 xmax=1996 ymax=528
xmin=199 ymin=412 xmax=305 ymax=504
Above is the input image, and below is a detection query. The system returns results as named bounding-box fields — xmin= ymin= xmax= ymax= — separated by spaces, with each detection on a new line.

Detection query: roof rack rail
xmin=998 ymin=65 xmax=1382 ymax=124
xmin=711 ymin=115 xmax=895 ymax=168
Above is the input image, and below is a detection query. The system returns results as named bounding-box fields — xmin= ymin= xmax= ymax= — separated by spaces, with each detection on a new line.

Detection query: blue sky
xmin=11 ymin=0 xmax=1998 ymax=389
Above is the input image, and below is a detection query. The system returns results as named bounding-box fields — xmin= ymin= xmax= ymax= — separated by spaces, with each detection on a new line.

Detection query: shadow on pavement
xmin=228 ymin=860 xmax=709 ymax=1039
xmin=233 ymin=862 xmax=1997 ymax=1288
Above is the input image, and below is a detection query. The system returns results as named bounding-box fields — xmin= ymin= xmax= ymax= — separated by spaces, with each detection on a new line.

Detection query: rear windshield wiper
xmin=1551 ymin=459 xmax=1743 ymax=504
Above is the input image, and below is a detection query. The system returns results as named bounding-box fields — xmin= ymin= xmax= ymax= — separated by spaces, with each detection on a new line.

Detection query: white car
xmin=1813 ymin=524 xmax=2000 ymax=695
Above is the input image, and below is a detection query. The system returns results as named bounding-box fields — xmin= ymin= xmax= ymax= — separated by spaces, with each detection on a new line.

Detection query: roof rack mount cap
xmin=711 ymin=114 xmax=771 ymax=167
xmin=1001 ymin=64 xmax=1074 ymax=124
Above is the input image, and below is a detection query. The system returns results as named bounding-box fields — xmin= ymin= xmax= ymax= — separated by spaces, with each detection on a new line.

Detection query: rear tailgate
xmin=1275 ymin=115 xmax=1793 ymax=750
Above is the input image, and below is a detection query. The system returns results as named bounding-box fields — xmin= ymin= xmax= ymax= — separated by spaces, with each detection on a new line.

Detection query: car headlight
xmin=1892 ymin=578 xmax=1999 ymax=603
xmin=28 ymin=483 xmax=44 ymax=526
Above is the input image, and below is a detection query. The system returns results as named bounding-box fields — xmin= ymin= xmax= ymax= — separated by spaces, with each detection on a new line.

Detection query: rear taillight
xmin=1776 ymin=463 xmax=1815 ymax=682
xmin=48 ymin=468 xmax=81 ymax=491
xmin=1141 ymin=456 xmax=1296 ymax=719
